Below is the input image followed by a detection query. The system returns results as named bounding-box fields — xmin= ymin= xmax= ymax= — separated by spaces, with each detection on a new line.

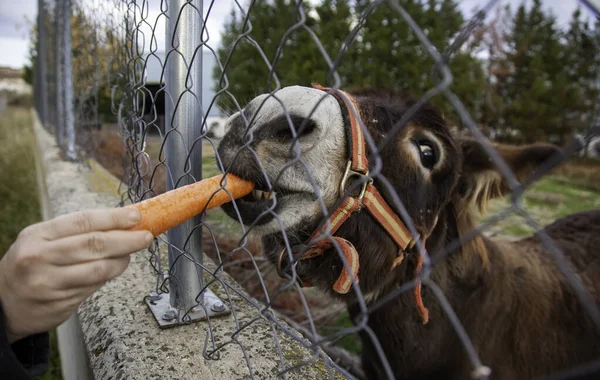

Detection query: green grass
xmin=0 ymin=107 xmax=41 ymax=252
xmin=527 ymin=177 xmax=600 ymax=217
xmin=202 ymin=154 xmax=222 ymax=178
xmin=551 ymin=158 xmax=600 ymax=192
xmin=483 ymin=175 xmax=600 ymax=238
xmin=0 ymin=105 xmax=63 ymax=379
xmin=503 ymin=224 xmax=533 ymax=237
xmin=327 ymin=313 xmax=362 ymax=354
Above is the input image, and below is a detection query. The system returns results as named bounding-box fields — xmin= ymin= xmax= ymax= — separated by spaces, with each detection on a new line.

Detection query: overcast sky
xmin=0 ymin=0 xmax=596 ymax=69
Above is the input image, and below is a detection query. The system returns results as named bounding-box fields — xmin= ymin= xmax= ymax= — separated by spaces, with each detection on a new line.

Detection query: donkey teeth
xmin=251 ymin=190 xmax=274 ymax=201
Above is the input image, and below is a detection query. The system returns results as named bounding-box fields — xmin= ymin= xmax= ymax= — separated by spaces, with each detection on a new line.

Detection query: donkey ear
xmin=455 ymin=139 xmax=562 ymax=214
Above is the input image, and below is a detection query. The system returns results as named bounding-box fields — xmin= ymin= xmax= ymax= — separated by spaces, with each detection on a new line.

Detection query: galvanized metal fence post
xmin=54 ymin=0 xmax=76 ymax=158
xmin=35 ymin=0 xmax=49 ymax=126
xmin=143 ymin=0 xmax=227 ymax=327
xmin=33 ymin=34 xmax=40 ymax=119
xmin=62 ymin=0 xmax=76 ymax=160
xmin=55 ymin=0 xmax=65 ymax=147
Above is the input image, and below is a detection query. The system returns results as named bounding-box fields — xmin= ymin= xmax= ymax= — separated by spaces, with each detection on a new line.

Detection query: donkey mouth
xmin=221 ymin=183 xmax=310 ymax=227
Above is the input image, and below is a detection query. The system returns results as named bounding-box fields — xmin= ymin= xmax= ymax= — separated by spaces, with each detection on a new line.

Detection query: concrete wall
xmin=32 ymin=111 xmax=342 ymax=380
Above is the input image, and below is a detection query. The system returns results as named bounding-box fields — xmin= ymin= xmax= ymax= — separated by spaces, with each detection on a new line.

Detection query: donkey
xmin=217 ymin=85 xmax=600 ymax=380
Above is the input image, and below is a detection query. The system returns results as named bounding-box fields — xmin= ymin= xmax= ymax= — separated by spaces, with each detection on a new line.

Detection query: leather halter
xmin=276 ymin=84 xmax=420 ymax=295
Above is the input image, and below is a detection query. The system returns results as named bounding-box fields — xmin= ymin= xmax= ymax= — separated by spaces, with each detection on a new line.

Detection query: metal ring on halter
xmin=276 ymin=248 xmax=306 ymax=287
xmin=339 ymin=160 xmax=372 ymax=202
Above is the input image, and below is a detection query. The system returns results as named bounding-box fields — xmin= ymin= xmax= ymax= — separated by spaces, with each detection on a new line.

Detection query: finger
xmin=55 ymin=255 xmax=132 ymax=289
xmin=25 ymin=208 xmax=142 ymax=241
xmin=37 ymin=283 xmax=100 ymax=303
xmin=46 ymin=230 xmax=153 ymax=266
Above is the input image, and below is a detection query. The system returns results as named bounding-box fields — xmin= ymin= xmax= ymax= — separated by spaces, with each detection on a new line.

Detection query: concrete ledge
xmin=32 ymin=113 xmax=341 ymax=380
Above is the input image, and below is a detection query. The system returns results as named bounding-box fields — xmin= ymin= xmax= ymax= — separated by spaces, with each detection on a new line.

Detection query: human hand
xmin=0 ymin=208 xmax=153 ymax=344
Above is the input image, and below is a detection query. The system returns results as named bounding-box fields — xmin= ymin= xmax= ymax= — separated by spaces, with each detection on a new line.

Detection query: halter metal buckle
xmin=276 ymin=247 xmax=306 ymax=287
xmin=339 ymin=160 xmax=372 ymax=202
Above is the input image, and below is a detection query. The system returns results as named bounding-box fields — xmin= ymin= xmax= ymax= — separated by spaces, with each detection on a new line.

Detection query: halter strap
xmin=276 ymin=84 xmax=419 ymax=295
xmin=315 ymin=83 xmax=369 ymax=174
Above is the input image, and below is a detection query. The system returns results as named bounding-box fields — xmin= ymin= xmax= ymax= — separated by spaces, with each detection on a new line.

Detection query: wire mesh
xmin=33 ymin=0 xmax=600 ymax=379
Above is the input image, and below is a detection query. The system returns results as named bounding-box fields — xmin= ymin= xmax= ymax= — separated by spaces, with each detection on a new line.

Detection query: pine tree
xmin=350 ymin=0 xmax=425 ymax=93
xmin=587 ymin=19 xmax=600 ymax=148
xmin=213 ymin=0 xmax=353 ymax=113
xmin=313 ymin=0 xmax=353 ymax=85
xmin=214 ymin=0 xmax=485 ymax=126
xmin=213 ymin=2 xmax=289 ymax=113
xmin=502 ymin=0 xmax=569 ymax=143
xmin=344 ymin=0 xmax=486 ymax=125
xmin=475 ymin=5 xmax=513 ymax=138
xmin=564 ymin=8 xmax=600 ymax=145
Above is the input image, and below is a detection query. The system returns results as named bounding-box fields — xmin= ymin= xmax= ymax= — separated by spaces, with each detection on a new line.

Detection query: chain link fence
xmin=33 ymin=0 xmax=600 ymax=379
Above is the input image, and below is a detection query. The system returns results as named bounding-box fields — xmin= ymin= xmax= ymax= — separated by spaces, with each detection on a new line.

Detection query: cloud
xmin=0 ymin=0 xmax=36 ymax=68
xmin=0 ymin=37 xmax=31 ymax=68
xmin=0 ymin=0 xmax=37 ymax=39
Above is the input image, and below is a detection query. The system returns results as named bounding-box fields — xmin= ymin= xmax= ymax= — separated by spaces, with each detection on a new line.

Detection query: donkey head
xmin=217 ymin=85 xmax=560 ymax=301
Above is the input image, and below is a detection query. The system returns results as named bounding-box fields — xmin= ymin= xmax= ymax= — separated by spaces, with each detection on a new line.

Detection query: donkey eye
xmin=417 ymin=141 xmax=437 ymax=169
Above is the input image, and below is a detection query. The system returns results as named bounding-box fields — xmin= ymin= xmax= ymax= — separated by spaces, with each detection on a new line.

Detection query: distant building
xmin=141 ymin=49 xmax=227 ymax=137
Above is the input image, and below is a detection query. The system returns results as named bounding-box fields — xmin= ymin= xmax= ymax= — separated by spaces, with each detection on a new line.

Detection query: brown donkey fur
xmin=217 ymin=86 xmax=600 ymax=380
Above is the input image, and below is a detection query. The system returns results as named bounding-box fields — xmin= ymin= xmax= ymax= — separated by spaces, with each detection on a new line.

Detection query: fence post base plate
xmin=145 ymin=289 xmax=230 ymax=329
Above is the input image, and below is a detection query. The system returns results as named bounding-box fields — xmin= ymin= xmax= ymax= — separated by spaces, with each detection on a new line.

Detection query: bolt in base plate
xmin=145 ymin=289 xmax=230 ymax=329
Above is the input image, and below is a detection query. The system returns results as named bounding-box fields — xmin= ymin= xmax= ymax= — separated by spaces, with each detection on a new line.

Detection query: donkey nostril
xmin=269 ymin=115 xmax=317 ymax=143
xmin=296 ymin=120 xmax=317 ymax=139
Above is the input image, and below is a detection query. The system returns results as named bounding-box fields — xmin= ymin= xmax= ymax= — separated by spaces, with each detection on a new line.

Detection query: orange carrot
xmin=126 ymin=174 xmax=254 ymax=236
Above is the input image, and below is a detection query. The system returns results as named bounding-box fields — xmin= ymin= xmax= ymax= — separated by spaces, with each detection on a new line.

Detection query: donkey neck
xmin=344 ymin=207 xmax=534 ymax=379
